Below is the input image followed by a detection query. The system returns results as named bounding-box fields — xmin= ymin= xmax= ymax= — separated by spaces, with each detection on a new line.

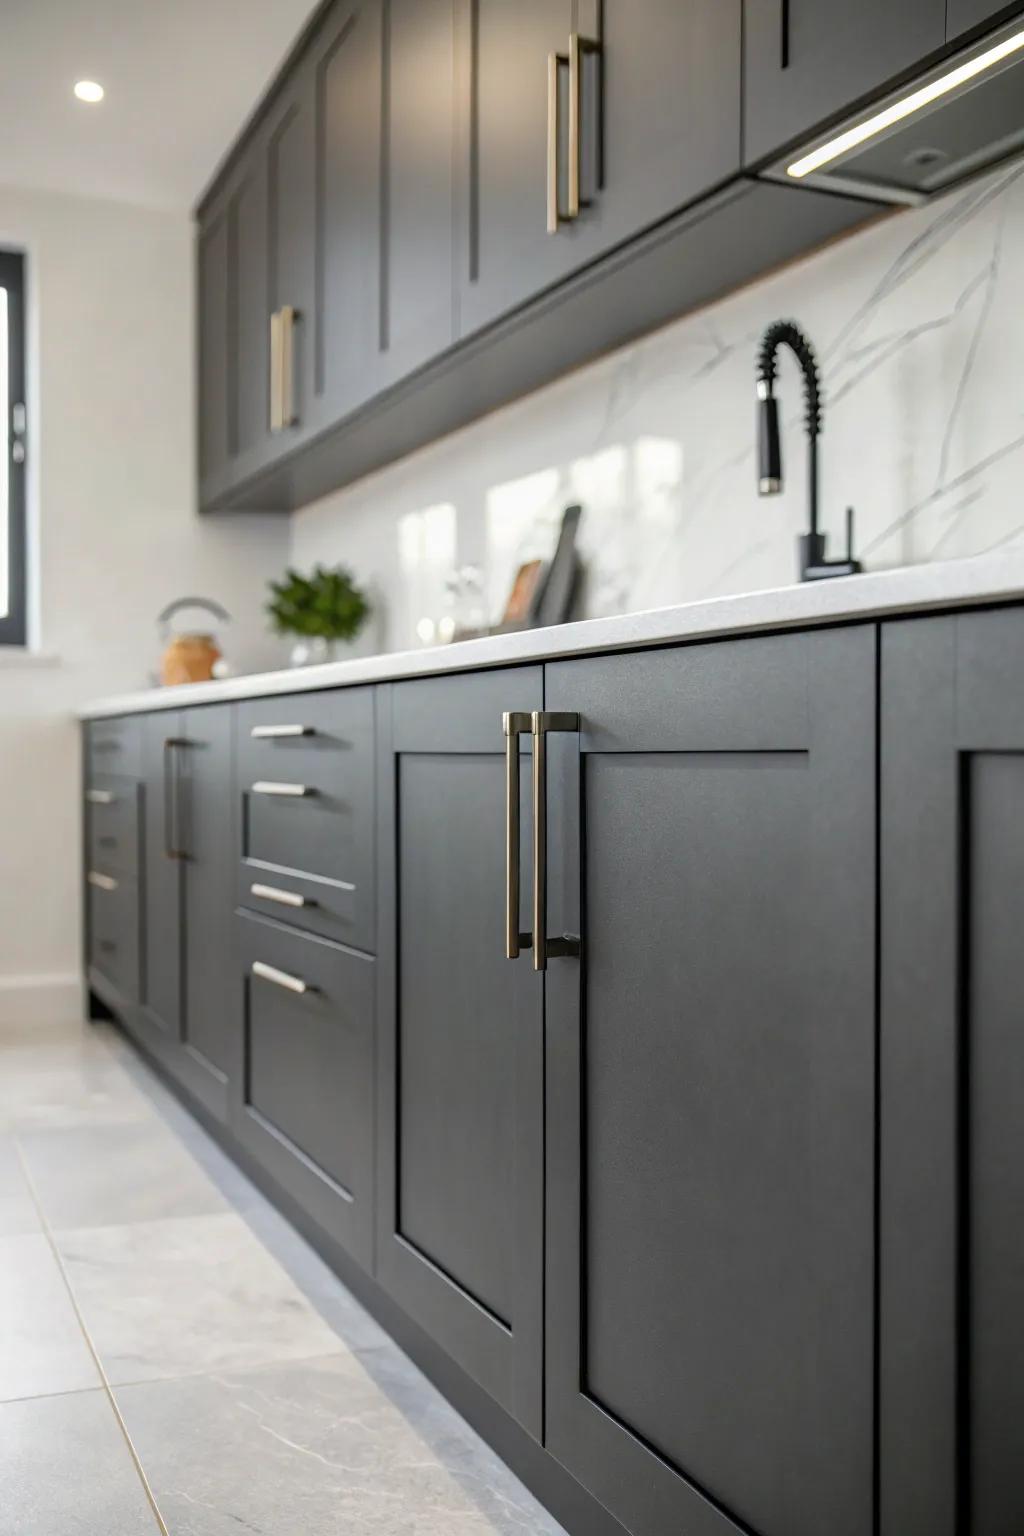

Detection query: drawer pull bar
xmin=502 ymin=711 xmax=533 ymax=959
xmin=87 ymin=871 xmax=119 ymax=892
xmin=251 ymin=781 xmax=313 ymax=797
xmin=531 ymin=711 xmax=581 ymax=972
xmin=250 ymin=882 xmax=312 ymax=909
xmin=250 ymin=724 xmax=315 ymax=739
xmin=252 ymin=960 xmax=313 ymax=996
xmin=86 ymin=788 xmax=115 ymax=805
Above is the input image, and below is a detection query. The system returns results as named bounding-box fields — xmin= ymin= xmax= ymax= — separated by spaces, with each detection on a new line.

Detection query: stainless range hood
xmin=764 ymin=14 xmax=1024 ymax=206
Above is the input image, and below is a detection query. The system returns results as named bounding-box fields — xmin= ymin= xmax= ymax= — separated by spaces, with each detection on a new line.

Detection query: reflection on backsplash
xmin=291 ymin=161 xmax=1024 ymax=652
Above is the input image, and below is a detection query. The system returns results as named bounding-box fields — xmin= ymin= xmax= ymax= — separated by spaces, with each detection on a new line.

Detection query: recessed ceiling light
xmin=73 ymin=80 xmax=104 ymax=103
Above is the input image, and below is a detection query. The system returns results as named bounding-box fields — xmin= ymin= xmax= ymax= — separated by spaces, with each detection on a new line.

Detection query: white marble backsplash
xmin=291 ymin=161 xmax=1024 ymax=652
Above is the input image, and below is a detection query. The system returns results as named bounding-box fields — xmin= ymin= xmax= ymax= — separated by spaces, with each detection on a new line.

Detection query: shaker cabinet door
xmin=264 ymin=69 xmax=318 ymax=451
xmin=197 ymin=146 xmax=272 ymax=504
xmin=176 ymin=704 xmax=237 ymax=1123
xmin=543 ymin=628 xmax=877 ymax=1536
xmin=375 ymin=668 xmax=545 ymax=1436
xmin=743 ymin=0 xmax=946 ymax=166
xmin=197 ymin=203 xmax=231 ymax=491
xmin=880 ymin=609 xmax=1024 ymax=1536
xmin=458 ymin=0 xmax=741 ymax=337
xmin=138 ymin=711 xmax=185 ymax=1064
xmin=307 ymin=0 xmax=385 ymax=429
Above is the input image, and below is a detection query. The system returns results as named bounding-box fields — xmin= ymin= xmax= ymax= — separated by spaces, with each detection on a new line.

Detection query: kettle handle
xmin=158 ymin=596 xmax=232 ymax=641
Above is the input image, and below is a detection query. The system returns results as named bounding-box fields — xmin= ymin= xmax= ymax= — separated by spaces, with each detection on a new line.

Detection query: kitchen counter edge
xmin=77 ymin=551 xmax=1024 ymax=719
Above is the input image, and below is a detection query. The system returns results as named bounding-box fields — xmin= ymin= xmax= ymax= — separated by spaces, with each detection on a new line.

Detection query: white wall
xmin=293 ymin=161 xmax=1024 ymax=651
xmin=0 ymin=185 xmax=289 ymax=1013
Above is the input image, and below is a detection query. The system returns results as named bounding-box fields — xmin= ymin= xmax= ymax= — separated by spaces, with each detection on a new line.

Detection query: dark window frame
xmin=0 ymin=249 xmax=27 ymax=647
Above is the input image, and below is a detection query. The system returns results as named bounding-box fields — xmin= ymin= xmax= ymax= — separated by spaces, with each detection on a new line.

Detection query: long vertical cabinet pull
xmin=279 ymin=304 xmax=297 ymax=427
xmin=163 ymin=738 xmax=188 ymax=860
xmin=567 ymin=33 xmax=600 ymax=219
xmin=269 ymin=309 xmax=283 ymax=431
xmin=546 ymin=52 xmax=567 ymax=233
xmin=503 ymin=712 xmax=533 ymax=958
xmin=549 ymin=33 xmax=600 ymax=232
xmin=531 ymin=710 xmax=580 ymax=971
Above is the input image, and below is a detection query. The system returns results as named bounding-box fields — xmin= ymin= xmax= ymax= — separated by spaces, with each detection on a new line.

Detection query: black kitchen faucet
xmin=755 ymin=320 xmax=861 ymax=582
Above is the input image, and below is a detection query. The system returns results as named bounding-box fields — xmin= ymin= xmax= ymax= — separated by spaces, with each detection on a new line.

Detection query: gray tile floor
xmin=0 ymin=1011 xmax=565 ymax=1535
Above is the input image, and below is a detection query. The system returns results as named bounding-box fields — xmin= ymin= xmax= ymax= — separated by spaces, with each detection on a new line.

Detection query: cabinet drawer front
xmin=87 ymin=872 xmax=139 ymax=1004
xmin=238 ymin=865 xmax=359 ymax=947
xmin=238 ymin=690 xmax=375 ymax=951
xmin=86 ymin=779 xmax=140 ymax=877
xmin=86 ymin=717 xmax=142 ymax=781
xmin=236 ymin=911 xmax=375 ymax=1266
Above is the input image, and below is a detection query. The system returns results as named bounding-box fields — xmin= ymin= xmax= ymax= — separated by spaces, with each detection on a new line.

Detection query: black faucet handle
xmin=799 ymin=506 xmax=861 ymax=581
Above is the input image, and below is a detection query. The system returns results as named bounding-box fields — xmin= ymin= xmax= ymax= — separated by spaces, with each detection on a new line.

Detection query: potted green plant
xmin=267 ymin=564 xmax=371 ymax=667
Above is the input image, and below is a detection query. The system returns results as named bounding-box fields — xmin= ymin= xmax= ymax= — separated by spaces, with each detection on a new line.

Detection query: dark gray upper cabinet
xmin=743 ymin=0 xmax=947 ymax=166
xmin=264 ymin=64 xmax=318 ymax=449
xmin=197 ymin=203 xmax=230 ymax=491
xmin=306 ymin=0 xmax=384 ymax=429
xmin=880 ymin=608 xmax=1024 ymax=1536
xmin=382 ymin=0 xmax=456 ymax=379
xmin=375 ymin=669 xmax=545 ymax=1436
xmin=543 ymin=629 xmax=877 ymax=1536
xmin=197 ymin=144 xmax=273 ymax=504
xmin=948 ymin=0 xmax=1024 ymax=39
xmin=458 ymin=0 xmax=742 ymax=338
xmin=197 ymin=0 xmax=457 ymax=510
xmin=198 ymin=0 xmax=882 ymax=513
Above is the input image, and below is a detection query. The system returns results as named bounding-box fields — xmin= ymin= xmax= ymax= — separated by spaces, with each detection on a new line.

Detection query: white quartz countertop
xmin=78 ymin=552 xmax=1024 ymax=719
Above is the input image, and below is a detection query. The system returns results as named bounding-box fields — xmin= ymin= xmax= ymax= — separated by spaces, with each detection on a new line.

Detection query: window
xmin=0 ymin=250 xmax=26 ymax=646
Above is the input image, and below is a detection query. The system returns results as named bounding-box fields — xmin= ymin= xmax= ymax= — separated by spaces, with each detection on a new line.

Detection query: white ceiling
xmin=0 ymin=0 xmax=319 ymax=209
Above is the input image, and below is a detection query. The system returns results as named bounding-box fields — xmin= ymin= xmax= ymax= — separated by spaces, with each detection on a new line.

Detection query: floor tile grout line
xmin=12 ymin=1137 xmax=171 ymax=1536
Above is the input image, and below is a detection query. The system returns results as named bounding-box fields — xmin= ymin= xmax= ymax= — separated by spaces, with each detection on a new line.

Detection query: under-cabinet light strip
xmin=787 ymin=25 xmax=1024 ymax=179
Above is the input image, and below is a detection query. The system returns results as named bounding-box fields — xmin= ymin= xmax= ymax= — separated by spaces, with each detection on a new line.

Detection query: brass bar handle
xmin=252 ymin=959 xmax=314 ymax=996
xmin=568 ymin=33 xmax=600 ymax=220
xmin=163 ymin=737 xmax=189 ymax=861
xmin=549 ymin=51 xmax=574 ymax=233
xmin=250 ymin=723 xmax=315 ymax=739
xmin=251 ymin=780 xmax=312 ymax=797
xmin=87 ymin=871 xmax=119 ymax=892
xmin=86 ymin=788 xmax=115 ymax=805
xmin=503 ymin=712 xmax=533 ymax=959
xmin=280 ymin=304 xmax=297 ymax=427
xmin=547 ymin=52 xmax=560 ymax=234
xmin=531 ymin=710 xmax=580 ymax=972
xmin=269 ymin=309 xmax=282 ymax=432
xmin=250 ymin=882 xmax=313 ymax=910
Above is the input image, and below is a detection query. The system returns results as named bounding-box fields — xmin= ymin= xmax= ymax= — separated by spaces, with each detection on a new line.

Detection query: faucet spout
xmin=754 ymin=319 xmax=859 ymax=582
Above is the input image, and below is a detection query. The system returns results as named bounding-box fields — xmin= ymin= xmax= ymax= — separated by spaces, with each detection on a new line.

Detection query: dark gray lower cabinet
xmin=543 ymin=628 xmax=877 ymax=1536
xmin=375 ymin=668 xmax=545 ymax=1435
xmin=233 ymin=911 xmax=375 ymax=1268
xmin=881 ymin=608 xmax=1024 ymax=1536
xmin=89 ymin=606 xmax=1024 ymax=1536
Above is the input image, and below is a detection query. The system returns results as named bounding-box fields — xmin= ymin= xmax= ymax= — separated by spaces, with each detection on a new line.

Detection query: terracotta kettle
xmin=158 ymin=597 xmax=232 ymax=687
